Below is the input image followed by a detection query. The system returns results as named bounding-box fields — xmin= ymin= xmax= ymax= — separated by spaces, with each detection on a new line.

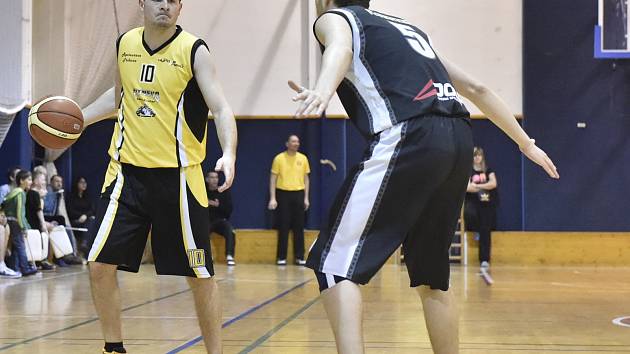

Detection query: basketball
xmin=28 ymin=96 xmax=84 ymax=149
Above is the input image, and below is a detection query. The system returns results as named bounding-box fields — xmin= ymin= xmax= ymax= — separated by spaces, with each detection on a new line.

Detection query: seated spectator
xmin=205 ymin=171 xmax=236 ymax=266
xmin=0 ymin=166 xmax=20 ymax=202
xmin=0 ymin=208 xmax=21 ymax=278
xmin=43 ymin=174 xmax=84 ymax=265
xmin=66 ymin=176 xmax=95 ymax=255
xmin=26 ymin=170 xmax=55 ymax=270
xmin=2 ymin=170 xmax=38 ymax=276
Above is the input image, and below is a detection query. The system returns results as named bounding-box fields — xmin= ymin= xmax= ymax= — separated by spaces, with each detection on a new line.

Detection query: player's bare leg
xmin=321 ymin=280 xmax=365 ymax=354
xmin=89 ymin=262 xmax=123 ymax=342
xmin=417 ymin=286 xmax=459 ymax=354
xmin=187 ymin=277 xmax=222 ymax=354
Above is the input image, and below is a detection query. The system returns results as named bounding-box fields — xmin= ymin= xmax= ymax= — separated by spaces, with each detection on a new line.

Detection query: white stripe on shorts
xmin=321 ymin=122 xmax=404 ymax=277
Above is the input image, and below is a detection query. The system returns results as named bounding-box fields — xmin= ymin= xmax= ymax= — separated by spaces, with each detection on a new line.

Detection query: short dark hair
xmin=50 ymin=175 xmax=62 ymax=183
xmin=7 ymin=166 xmax=20 ymax=182
xmin=16 ymin=170 xmax=32 ymax=186
xmin=335 ymin=0 xmax=370 ymax=8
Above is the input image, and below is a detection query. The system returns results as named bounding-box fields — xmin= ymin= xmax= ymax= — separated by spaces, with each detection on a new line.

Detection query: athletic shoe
xmin=63 ymin=254 xmax=84 ymax=265
xmin=276 ymin=259 xmax=287 ymax=266
xmin=54 ymin=258 xmax=69 ymax=267
xmin=295 ymin=259 xmax=306 ymax=266
xmin=103 ymin=348 xmax=127 ymax=354
xmin=226 ymin=255 xmax=236 ymax=266
xmin=36 ymin=261 xmax=56 ymax=271
xmin=21 ymin=267 xmax=38 ymax=277
xmin=480 ymin=261 xmax=490 ymax=269
xmin=0 ymin=266 xmax=22 ymax=279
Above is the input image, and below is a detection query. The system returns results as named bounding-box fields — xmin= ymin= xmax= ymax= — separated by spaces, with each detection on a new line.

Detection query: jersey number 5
xmin=140 ymin=64 xmax=156 ymax=83
xmin=388 ymin=21 xmax=436 ymax=60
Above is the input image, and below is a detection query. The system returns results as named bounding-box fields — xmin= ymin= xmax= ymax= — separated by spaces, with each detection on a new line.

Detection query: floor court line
xmin=166 ymin=279 xmax=312 ymax=354
xmin=0 ymin=286 xmax=194 ymax=351
xmin=238 ymin=296 xmax=320 ymax=354
xmin=0 ymin=269 xmax=88 ymax=287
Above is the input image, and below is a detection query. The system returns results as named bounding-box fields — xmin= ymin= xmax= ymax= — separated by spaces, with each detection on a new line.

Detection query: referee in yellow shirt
xmin=268 ymin=135 xmax=310 ymax=265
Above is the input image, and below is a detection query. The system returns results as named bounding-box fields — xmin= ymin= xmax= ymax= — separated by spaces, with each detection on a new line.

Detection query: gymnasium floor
xmin=1 ymin=264 xmax=629 ymax=353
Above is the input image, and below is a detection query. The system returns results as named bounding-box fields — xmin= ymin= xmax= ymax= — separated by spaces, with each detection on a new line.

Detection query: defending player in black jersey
xmin=290 ymin=1 xmax=559 ymax=353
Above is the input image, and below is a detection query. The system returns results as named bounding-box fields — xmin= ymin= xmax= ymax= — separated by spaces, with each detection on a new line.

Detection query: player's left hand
xmin=304 ymin=198 xmax=310 ymax=211
xmin=215 ymin=154 xmax=235 ymax=192
xmin=289 ymin=80 xmax=331 ymax=118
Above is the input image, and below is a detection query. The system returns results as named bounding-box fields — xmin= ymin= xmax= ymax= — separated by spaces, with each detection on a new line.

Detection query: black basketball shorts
xmin=88 ymin=160 xmax=213 ymax=278
xmin=307 ymin=115 xmax=473 ymax=291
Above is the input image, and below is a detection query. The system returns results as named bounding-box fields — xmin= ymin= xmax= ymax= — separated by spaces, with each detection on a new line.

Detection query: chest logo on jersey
xmin=414 ymin=80 xmax=462 ymax=103
xmin=136 ymin=103 xmax=156 ymax=118
xmin=133 ymin=88 xmax=161 ymax=103
xmin=158 ymin=57 xmax=185 ymax=69
xmin=121 ymin=52 xmax=142 ymax=63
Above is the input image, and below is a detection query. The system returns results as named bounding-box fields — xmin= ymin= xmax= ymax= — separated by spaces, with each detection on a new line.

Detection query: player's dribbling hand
xmin=289 ymin=80 xmax=331 ymax=118
xmin=215 ymin=154 xmax=235 ymax=192
xmin=520 ymin=139 xmax=560 ymax=179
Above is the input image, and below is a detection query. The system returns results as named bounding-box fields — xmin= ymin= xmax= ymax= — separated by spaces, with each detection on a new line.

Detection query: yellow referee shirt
xmin=109 ymin=26 xmax=209 ymax=168
xmin=271 ymin=152 xmax=311 ymax=191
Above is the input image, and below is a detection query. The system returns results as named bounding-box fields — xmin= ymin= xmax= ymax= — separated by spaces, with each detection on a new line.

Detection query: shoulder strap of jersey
xmin=313 ymin=9 xmax=356 ymax=48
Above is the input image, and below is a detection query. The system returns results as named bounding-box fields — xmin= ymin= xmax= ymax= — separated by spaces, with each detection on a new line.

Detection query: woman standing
xmin=465 ymin=147 xmax=498 ymax=269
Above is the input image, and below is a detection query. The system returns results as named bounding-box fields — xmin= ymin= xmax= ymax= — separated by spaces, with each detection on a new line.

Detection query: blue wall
xmin=66 ymin=117 xmax=522 ymax=231
xmin=0 ymin=110 xmax=34 ymax=179
xmin=523 ymin=0 xmax=630 ymax=231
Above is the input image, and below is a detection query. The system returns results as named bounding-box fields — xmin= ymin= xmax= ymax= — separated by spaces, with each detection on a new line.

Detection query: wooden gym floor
xmin=1 ymin=263 xmax=629 ymax=353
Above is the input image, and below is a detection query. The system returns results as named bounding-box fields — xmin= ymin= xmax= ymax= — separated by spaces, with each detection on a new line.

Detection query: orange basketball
xmin=28 ymin=96 xmax=84 ymax=149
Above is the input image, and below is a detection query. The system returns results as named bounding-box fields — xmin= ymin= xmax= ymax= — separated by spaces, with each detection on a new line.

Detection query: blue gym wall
xmin=523 ymin=0 xmax=630 ymax=231
xmin=66 ymin=117 xmax=521 ymax=231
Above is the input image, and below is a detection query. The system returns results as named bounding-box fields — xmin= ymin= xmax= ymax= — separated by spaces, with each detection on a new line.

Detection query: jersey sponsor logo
xmin=158 ymin=57 xmax=185 ymax=69
xmin=140 ymin=64 xmax=156 ymax=83
xmin=121 ymin=52 xmax=141 ymax=63
xmin=136 ymin=103 xmax=156 ymax=118
xmin=187 ymin=249 xmax=206 ymax=268
xmin=414 ymin=80 xmax=463 ymax=103
xmin=133 ymin=88 xmax=161 ymax=103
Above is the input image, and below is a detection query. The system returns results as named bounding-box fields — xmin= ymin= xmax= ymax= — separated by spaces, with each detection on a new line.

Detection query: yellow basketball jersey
xmin=109 ymin=26 xmax=209 ymax=168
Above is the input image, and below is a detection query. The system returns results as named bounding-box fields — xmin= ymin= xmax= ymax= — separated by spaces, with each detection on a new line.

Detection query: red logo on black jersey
xmin=413 ymin=80 xmax=438 ymax=101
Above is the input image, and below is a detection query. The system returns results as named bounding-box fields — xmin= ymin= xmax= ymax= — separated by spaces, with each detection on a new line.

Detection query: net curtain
xmin=44 ymin=0 xmax=142 ymax=164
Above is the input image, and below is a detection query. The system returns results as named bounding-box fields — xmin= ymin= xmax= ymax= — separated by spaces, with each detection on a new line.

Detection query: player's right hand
xmin=520 ymin=141 xmax=559 ymax=179
xmin=268 ymin=199 xmax=278 ymax=210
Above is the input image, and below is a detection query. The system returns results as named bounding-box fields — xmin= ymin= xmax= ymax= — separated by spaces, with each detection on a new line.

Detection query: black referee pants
xmin=276 ymin=189 xmax=305 ymax=261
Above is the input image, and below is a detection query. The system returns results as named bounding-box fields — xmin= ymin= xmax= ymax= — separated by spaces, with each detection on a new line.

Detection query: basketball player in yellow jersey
xmin=81 ymin=1 xmax=236 ymax=353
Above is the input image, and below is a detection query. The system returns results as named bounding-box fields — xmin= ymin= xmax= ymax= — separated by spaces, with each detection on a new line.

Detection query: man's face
xmin=51 ymin=177 xmax=63 ymax=191
xmin=0 ymin=212 xmax=7 ymax=226
xmin=206 ymin=173 xmax=219 ymax=190
xmin=286 ymin=136 xmax=301 ymax=152
xmin=140 ymin=0 xmax=182 ymax=28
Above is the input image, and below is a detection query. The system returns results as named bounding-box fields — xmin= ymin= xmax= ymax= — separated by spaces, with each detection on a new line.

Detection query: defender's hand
xmin=289 ymin=80 xmax=331 ymax=118
xmin=520 ymin=140 xmax=559 ymax=179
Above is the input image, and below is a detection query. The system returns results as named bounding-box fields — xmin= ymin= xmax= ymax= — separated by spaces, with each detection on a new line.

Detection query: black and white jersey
xmin=315 ymin=6 xmax=470 ymax=136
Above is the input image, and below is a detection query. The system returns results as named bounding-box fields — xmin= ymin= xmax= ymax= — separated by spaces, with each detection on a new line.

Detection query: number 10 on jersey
xmin=140 ymin=64 xmax=156 ymax=83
